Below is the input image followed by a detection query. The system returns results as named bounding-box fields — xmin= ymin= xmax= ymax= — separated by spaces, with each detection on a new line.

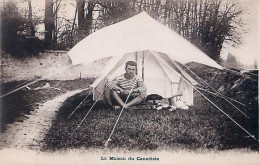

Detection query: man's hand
xmin=114 ymin=88 xmax=138 ymax=95
xmin=113 ymin=87 xmax=123 ymax=93
xmin=122 ymin=90 xmax=130 ymax=95
xmin=122 ymin=89 xmax=139 ymax=95
xmin=132 ymin=89 xmax=139 ymax=93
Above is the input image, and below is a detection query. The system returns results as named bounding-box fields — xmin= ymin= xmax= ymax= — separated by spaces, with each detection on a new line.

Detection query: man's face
xmin=125 ymin=65 xmax=136 ymax=77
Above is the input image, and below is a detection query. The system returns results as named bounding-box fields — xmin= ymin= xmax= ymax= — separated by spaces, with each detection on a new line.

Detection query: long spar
xmin=0 ymin=79 xmax=42 ymax=98
xmin=0 ymin=66 xmax=71 ymax=99
xmin=151 ymin=52 xmax=257 ymax=141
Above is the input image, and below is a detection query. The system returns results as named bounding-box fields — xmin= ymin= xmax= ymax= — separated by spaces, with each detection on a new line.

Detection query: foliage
xmin=1 ymin=1 xmax=44 ymax=58
xmin=1 ymin=0 xmax=245 ymax=60
xmin=66 ymin=0 xmax=244 ymax=62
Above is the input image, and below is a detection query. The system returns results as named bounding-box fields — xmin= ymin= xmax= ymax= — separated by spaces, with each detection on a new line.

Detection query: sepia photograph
xmin=0 ymin=0 xmax=259 ymax=164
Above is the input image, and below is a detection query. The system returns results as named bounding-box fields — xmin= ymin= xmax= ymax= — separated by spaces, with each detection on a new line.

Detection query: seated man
xmin=105 ymin=61 xmax=147 ymax=109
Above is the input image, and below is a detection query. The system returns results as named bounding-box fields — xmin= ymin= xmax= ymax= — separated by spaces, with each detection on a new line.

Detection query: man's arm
xmin=107 ymin=77 xmax=123 ymax=92
xmin=134 ymin=77 xmax=147 ymax=93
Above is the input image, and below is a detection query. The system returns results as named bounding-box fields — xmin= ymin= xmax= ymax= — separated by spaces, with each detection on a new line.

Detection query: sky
xmin=220 ymin=0 xmax=259 ymax=66
xmin=7 ymin=0 xmax=260 ymax=67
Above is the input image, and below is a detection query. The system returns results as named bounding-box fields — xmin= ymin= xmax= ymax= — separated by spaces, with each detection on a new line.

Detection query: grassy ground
xmin=0 ymin=78 xmax=94 ymax=132
xmin=41 ymin=64 xmax=258 ymax=152
xmin=1 ymin=63 xmax=258 ymax=152
xmin=42 ymin=90 xmax=258 ymax=152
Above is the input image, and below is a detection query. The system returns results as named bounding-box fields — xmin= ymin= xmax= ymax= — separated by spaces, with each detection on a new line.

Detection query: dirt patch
xmin=0 ymin=89 xmax=86 ymax=150
xmin=0 ymin=79 xmax=94 ymax=131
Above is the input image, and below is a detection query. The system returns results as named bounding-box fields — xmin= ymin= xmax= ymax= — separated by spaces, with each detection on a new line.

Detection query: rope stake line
xmin=196 ymin=86 xmax=247 ymax=107
xmin=194 ymin=87 xmax=257 ymax=141
xmin=183 ymin=65 xmax=249 ymax=118
xmin=67 ymin=87 xmax=91 ymax=119
xmin=152 ymin=52 xmax=257 ymax=142
xmin=104 ymin=84 xmax=135 ymax=148
xmin=105 ymin=51 xmax=151 ymax=148
xmin=75 ymin=84 xmax=108 ymax=130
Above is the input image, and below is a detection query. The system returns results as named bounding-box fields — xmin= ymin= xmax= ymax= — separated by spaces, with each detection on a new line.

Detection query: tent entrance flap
xmin=91 ymin=50 xmax=196 ymax=104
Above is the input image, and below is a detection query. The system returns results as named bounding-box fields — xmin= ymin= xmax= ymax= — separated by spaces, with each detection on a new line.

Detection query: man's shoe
xmin=169 ymin=106 xmax=177 ymax=111
xmin=180 ymin=105 xmax=189 ymax=110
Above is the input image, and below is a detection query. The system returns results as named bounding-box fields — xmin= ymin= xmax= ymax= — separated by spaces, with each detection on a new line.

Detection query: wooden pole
xmin=135 ymin=52 xmax=138 ymax=75
xmin=142 ymin=51 xmax=144 ymax=80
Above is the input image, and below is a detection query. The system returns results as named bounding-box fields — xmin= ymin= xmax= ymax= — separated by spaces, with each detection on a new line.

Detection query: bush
xmin=1 ymin=1 xmax=44 ymax=58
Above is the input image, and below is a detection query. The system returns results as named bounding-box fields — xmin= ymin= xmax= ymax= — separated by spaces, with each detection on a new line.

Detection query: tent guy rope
xmin=104 ymin=83 xmax=135 ymax=148
xmin=198 ymin=86 xmax=247 ymax=107
xmin=0 ymin=79 xmax=42 ymax=98
xmin=151 ymin=51 xmax=257 ymax=142
xmin=105 ymin=51 xmax=151 ymax=147
xmin=3 ymin=80 xmax=30 ymax=94
xmin=75 ymin=84 xmax=108 ymax=130
xmin=67 ymin=87 xmax=91 ymax=119
xmin=196 ymin=86 xmax=246 ymax=107
xmin=183 ymin=65 xmax=249 ymax=118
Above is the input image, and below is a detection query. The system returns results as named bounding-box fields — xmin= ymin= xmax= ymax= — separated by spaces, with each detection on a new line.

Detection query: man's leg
xmin=111 ymin=90 xmax=126 ymax=107
xmin=126 ymin=92 xmax=147 ymax=107
xmin=104 ymin=88 xmax=114 ymax=107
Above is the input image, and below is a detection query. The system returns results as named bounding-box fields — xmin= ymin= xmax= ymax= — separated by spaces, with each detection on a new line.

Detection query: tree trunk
xmin=77 ymin=0 xmax=85 ymax=33
xmin=44 ymin=0 xmax=54 ymax=49
xmin=28 ymin=0 xmax=35 ymax=37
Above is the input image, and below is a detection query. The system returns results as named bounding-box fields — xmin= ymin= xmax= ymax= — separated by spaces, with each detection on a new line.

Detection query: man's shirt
xmin=107 ymin=74 xmax=146 ymax=93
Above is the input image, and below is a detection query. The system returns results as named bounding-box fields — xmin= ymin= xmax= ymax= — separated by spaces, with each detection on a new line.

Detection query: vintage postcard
xmin=0 ymin=0 xmax=259 ymax=164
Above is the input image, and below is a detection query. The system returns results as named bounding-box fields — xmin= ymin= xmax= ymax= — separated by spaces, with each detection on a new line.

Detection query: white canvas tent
xmin=90 ymin=50 xmax=198 ymax=106
xmin=68 ymin=12 xmax=222 ymax=69
xmin=68 ymin=12 xmax=223 ymax=105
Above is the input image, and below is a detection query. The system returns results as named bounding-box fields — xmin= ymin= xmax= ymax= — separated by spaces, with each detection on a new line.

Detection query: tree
xmin=1 ymin=1 xmax=26 ymax=56
xmin=25 ymin=0 xmax=35 ymax=37
xmin=53 ymin=0 xmax=63 ymax=46
xmin=163 ymin=0 xmax=243 ymax=62
xmin=61 ymin=0 xmax=244 ymax=62
xmin=76 ymin=0 xmax=97 ymax=40
xmin=45 ymin=0 xmax=55 ymax=49
xmin=1 ymin=0 xmax=44 ymax=57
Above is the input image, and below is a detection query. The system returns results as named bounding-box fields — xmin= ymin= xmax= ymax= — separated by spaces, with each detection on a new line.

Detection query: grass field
xmin=40 ymin=64 xmax=258 ymax=152
xmin=42 ymin=89 xmax=258 ymax=151
xmin=1 ymin=64 xmax=258 ymax=152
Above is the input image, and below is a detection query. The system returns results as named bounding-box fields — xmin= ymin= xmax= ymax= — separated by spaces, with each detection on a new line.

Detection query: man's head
xmin=125 ymin=61 xmax=137 ymax=78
